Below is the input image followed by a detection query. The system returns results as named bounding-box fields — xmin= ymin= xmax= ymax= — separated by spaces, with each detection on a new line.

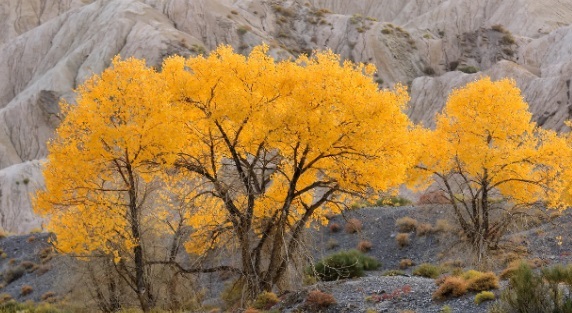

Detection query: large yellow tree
xmin=35 ymin=45 xmax=417 ymax=305
xmin=409 ymin=77 xmax=572 ymax=261
xmin=161 ymin=45 xmax=416 ymax=298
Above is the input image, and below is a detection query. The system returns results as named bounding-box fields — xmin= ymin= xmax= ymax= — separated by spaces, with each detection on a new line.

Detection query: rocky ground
xmin=278 ymin=275 xmax=494 ymax=313
xmin=0 ymin=232 xmax=63 ymax=303
xmin=0 ymin=204 xmax=569 ymax=312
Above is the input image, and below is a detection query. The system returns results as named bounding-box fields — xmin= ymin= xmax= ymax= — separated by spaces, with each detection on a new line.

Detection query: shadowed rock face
xmin=1 ymin=0 xmax=572 ymax=232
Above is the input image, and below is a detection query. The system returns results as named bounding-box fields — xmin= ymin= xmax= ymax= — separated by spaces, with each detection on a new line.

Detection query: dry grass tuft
xmin=345 ymin=218 xmax=363 ymax=234
xmin=396 ymin=217 xmax=418 ymax=232
xmin=396 ymin=233 xmax=410 ymax=248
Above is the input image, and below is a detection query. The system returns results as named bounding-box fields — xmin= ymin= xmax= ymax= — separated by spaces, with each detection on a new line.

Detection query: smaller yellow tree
xmin=409 ymin=77 xmax=572 ymax=261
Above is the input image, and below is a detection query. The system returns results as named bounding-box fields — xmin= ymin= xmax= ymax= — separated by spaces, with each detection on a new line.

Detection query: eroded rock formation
xmin=1 ymin=0 xmax=572 ymax=232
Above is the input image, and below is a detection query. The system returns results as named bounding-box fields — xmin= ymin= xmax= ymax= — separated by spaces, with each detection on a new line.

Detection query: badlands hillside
xmin=1 ymin=0 xmax=572 ymax=234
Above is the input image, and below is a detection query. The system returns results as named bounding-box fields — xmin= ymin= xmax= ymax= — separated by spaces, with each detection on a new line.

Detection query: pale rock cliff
xmin=1 ymin=0 xmax=572 ymax=232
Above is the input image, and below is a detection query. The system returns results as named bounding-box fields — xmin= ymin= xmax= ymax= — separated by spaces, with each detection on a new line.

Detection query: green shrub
xmin=475 ymin=291 xmax=495 ymax=305
xmin=541 ymin=264 xmax=572 ymax=285
xmin=311 ymin=250 xmax=380 ymax=281
xmin=413 ymin=263 xmax=442 ymax=279
xmin=253 ymin=291 xmax=279 ymax=310
xmin=501 ymin=262 xmax=552 ymax=313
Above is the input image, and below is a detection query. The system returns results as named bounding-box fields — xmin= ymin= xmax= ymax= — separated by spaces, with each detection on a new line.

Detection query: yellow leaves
xmin=409 ymin=77 xmax=572 ymax=209
xmin=35 ymin=45 xmax=416 ymax=259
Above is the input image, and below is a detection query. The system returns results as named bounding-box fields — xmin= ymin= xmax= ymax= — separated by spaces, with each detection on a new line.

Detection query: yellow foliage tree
xmin=409 ymin=77 xmax=572 ymax=261
xmin=161 ymin=45 xmax=416 ymax=297
xmin=35 ymin=45 xmax=416 ymax=305
xmin=34 ymin=57 xmax=186 ymax=311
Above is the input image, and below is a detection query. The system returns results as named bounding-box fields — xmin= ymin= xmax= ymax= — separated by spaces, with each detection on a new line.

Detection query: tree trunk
xmin=126 ymin=162 xmax=154 ymax=312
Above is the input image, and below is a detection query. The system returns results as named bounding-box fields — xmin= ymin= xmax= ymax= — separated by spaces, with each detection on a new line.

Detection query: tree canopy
xmin=35 ymin=45 xmax=417 ymax=304
xmin=409 ymin=77 xmax=572 ymax=260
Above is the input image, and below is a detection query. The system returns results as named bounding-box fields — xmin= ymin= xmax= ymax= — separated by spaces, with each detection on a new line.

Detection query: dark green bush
xmin=310 ymin=250 xmax=380 ymax=281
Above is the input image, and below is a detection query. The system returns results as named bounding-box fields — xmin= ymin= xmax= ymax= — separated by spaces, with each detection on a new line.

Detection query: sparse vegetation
xmin=329 ymin=223 xmax=341 ymax=233
xmin=349 ymin=13 xmax=363 ymax=25
xmin=400 ymin=259 xmax=414 ymax=269
xmin=466 ymin=271 xmax=499 ymax=292
xmin=416 ymin=223 xmax=433 ymax=236
xmin=0 ymin=294 xmax=12 ymax=304
xmin=433 ymin=276 xmax=468 ymax=300
xmin=396 ymin=217 xmax=418 ymax=232
xmin=20 ymin=261 xmax=38 ymax=272
xmin=434 ymin=219 xmax=454 ymax=233
xmin=305 ymin=290 xmax=336 ymax=309
xmin=382 ymin=269 xmax=406 ymax=276
xmin=345 ymin=218 xmax=363 ymax=233
xmin=475 ymin=291 xmax=495 ymax=305
xmin=501 ymin=33 xmax=516 ymax=45
xmin=326 ymin=238 xmax=339 ymax=250
xmin=492 ymin=24 xmax=507 ymax=32
xmin=21 ymin=285 xmax=33 ymax=296
xmin=376 ymin=196 xmax=412 ymax=207
xmin=272 ymin=4 xmax=295 ymax=17
xmin=253 ymin=291 xmax=279 ymax=310
xmin=4 ymin=265 xmax=25 ymax=283
xmin=396 ymin=233 xmax=410 ymax=248
xmin=237 ymin=25 xmax=252 ymax=36
xmin=413 ymin=263 xmax=442 ymax=279
xmin=41 ymin=291 xmax=56 ymax=302
xmin=311 ymin=250 xmax=380 ymax=281
xmin=357 ymin=240 xmax=373 ymax=252
xmin=190 ymin=44 xmax=207 ymax=55
xmin=440 ymin=305 xmax=452 ymax=313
